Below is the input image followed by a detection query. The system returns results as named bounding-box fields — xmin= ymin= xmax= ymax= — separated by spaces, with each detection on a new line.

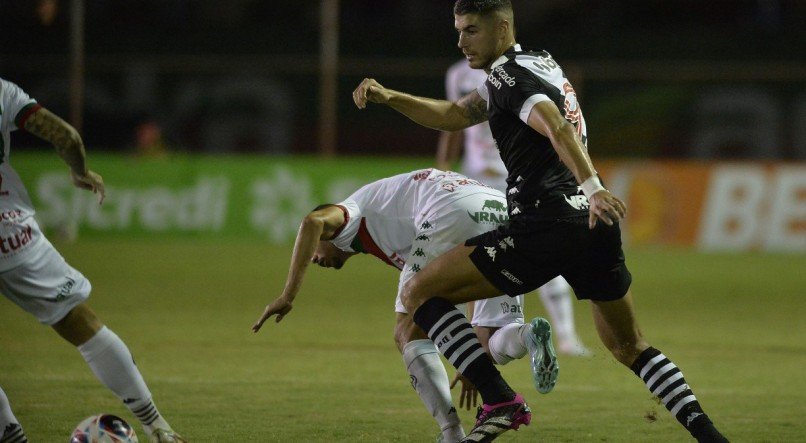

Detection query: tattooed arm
xmin=353 ymin=78 xmax=487 ymax=131
xmin=23 ymin=107 xmax=105 ymax=203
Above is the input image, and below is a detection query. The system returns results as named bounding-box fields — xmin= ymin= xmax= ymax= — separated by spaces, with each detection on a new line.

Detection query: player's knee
xmin=400 ymin=279 xmax=422 ymax=313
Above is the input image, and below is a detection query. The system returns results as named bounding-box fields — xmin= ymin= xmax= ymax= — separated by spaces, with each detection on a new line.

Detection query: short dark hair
xmin=453 ymin=0 xmax=512 ymax=16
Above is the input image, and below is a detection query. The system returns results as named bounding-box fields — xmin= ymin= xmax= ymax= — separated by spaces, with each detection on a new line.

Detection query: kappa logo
xmin=410 ymin=264 xmax=421 ymax=273
xmin=510 ymin=207 xmax=522 ymax=216
xmin=412 ymin=248 xmax=426 ymax=257
xmin=410 ymin=375 xmax=418 ymax=390
xmin=415 ymin=234 xmax=430 ymax=241
xmin=500 ymin=269 xmax=523 ymax=285
xmin=420 ymin=221 xmax=433 ymax=230
xmin=564 ymin=194 xmax=590 ymax=210
xmin=502 ymin=236 xmax=515 ymax=248
xmin=485 ymin=246 xmax=497 ymax=262
xmin=686 ymin=412 xmax=703 ymax=427
xmin=508 ymin=187 xmax=519 ymax=195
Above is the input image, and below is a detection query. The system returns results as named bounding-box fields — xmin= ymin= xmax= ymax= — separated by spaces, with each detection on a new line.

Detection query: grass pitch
xmin=1 ymin=239 xmax=804 ymax=442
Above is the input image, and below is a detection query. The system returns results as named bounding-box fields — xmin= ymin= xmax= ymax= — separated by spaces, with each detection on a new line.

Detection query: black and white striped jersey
xmin=477 ymin=44 xmax=589 ymax=219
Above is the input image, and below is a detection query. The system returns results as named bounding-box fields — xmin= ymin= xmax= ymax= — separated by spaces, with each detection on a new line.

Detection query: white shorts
xmin=394 ymin=192 xmax=524 ymax=327
xmin=0 ymin=237 xmax=92 ymax=325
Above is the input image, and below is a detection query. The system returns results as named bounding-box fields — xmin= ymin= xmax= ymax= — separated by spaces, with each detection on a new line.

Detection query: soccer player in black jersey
xmin=352 ymin=1 xmax=727 ymax=442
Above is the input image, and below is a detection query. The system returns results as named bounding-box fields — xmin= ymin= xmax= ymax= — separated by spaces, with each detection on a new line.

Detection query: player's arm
xmin=436 ymin=130 xmax=464 ymax=171
xmin=252 ymin=205 xmax=345 ymax=332
xmin=353 ymin=78 xmax=488 ymax=131
xmin=525 ymin=101 xmax=626 ymax=229
xmin=23 ymin=107 xmax=105 ymax=204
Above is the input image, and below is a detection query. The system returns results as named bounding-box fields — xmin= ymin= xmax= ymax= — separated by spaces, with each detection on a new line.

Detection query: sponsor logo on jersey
xmin=411 ymin=169 xmax=433 ymax=181
xmin=564 ymin=194 xmax=590 ymax=210
xmin=482 ymin=199 xmax=506 ymax=212
xmin=0 ymin=224 xmax=34 ymax=254
xmin=487 ymin=66 xmax=516 ymax=90
xmin=0 ymin=210 xmax=24 ymax=221
xmin=500 ymin=269 xmax=523 ymax=285
xmin=468 ymin=211 xmax=509 ymax=224
xmin=500 ymin=301 xmax=522 ymax=314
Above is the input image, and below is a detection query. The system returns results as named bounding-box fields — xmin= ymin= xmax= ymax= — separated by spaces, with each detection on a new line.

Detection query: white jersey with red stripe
xmin=445 ymin=60 xmax=508 ymax=186
xmin=330 ymin=168 xmax=500 ymax=270
xmin=0 ymin=78 xmax=44 ymax=271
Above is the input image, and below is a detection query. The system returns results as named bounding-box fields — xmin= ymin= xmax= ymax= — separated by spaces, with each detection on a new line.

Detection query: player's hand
xmin=353 ymin=78 xmax=391 ymax=109
xmin=71 ymin=169 xmax=105 ymax=204
xmin=450 ymin=372 xmax=478 ymax=410
xmin=252 ymin=296 xmax=294 ymax=333
xmin=588 ymin=189 xmax=626 ymax=229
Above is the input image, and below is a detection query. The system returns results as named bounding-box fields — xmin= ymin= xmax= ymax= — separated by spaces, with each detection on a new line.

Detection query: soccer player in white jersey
xmin=252 ymin=169 xmax=559 ymax=443
xmin=0 ymin=78 xmax=185 ymax=443
xmin=437 ymin=59 xmax=590 ymax=357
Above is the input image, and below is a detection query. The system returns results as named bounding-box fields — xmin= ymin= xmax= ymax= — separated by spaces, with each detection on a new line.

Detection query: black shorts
xmin=466 ymin=216 xmax=632 ymax=301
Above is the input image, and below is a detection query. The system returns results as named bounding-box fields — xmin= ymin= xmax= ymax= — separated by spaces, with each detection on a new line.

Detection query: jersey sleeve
xmin=329 ymin=199 xmax=361 ymax=252
xmin=1 ymin=79 xmax=38 ymax=132
xmin=494 ymin=64 xmax=553 ymax=124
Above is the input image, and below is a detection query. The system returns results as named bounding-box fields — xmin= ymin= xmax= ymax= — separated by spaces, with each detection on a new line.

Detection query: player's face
xmin=312 ymin=241 xmax=351 ymax=269
xmin=455 ymin=13 xmax=501 ymax=70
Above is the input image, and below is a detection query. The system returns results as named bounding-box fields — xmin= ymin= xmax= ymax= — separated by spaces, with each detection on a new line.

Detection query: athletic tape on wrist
xmin=581 ymin=175 xmax=606 ymax=198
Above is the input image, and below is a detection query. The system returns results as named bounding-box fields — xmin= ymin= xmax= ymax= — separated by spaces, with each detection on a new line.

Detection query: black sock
xmin=413 ymin=297 xmax=515 ymax=404
xmin=631 ymin=347 xmax=727 ymax=441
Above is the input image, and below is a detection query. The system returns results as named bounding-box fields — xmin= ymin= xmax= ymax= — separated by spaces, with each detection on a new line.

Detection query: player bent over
xmin=252 ymin=169 xmax=559 ymax=443
xmin=0 ymin=78 xmax=185 ymax=443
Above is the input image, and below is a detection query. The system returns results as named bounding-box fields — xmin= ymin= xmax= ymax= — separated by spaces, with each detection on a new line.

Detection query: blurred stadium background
xmin=1 ymin=0 xmax=805 ymax=441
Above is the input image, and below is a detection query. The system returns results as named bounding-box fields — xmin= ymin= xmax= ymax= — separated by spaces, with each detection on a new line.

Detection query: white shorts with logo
xmin=394 ymin=191 xmax=524 ymax=327
xmin=1 ymin=237 xmax=92 ymax=325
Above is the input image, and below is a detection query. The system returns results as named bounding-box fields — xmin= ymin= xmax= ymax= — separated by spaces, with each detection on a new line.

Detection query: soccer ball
xmin=69 ymin=414 xmax=139 ymax=443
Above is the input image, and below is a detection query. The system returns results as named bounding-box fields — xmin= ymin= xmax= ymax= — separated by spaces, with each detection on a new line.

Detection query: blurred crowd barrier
xmin=15 ymin=153 xmax=804 ymax=253
xmin=5 ymin=60 xmax=805 ymax=158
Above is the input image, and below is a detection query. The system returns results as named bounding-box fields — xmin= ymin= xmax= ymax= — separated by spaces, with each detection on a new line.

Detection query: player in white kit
xmin=437 ymin=59 xmax=590 ymax=357
xmin=252 ymin=169 xmax=559 ymax=443
xmin=0 ymin=78 xmax=185 ymax=443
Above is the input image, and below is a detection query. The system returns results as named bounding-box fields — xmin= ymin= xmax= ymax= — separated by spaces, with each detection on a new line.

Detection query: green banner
xmin=13 ymin=153 xmax=431 ymax=243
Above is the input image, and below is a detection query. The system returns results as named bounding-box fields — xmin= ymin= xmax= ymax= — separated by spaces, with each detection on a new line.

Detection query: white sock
xmin=0 ymin=387 xmax=27 ymax=442
xmin=77 ymin=326 xmax=171 ymax=434
xmin=539 ymin=277 xmax=578 ymax=344
xmin=487 ymin=323 xmax=529 ymax=365
xmin=402 ymin=339 xmax=464 ymax=443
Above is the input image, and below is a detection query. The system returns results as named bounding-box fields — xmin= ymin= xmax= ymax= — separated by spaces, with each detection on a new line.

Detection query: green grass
xmin=2 ymin=239 xmax=804 ymax=442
